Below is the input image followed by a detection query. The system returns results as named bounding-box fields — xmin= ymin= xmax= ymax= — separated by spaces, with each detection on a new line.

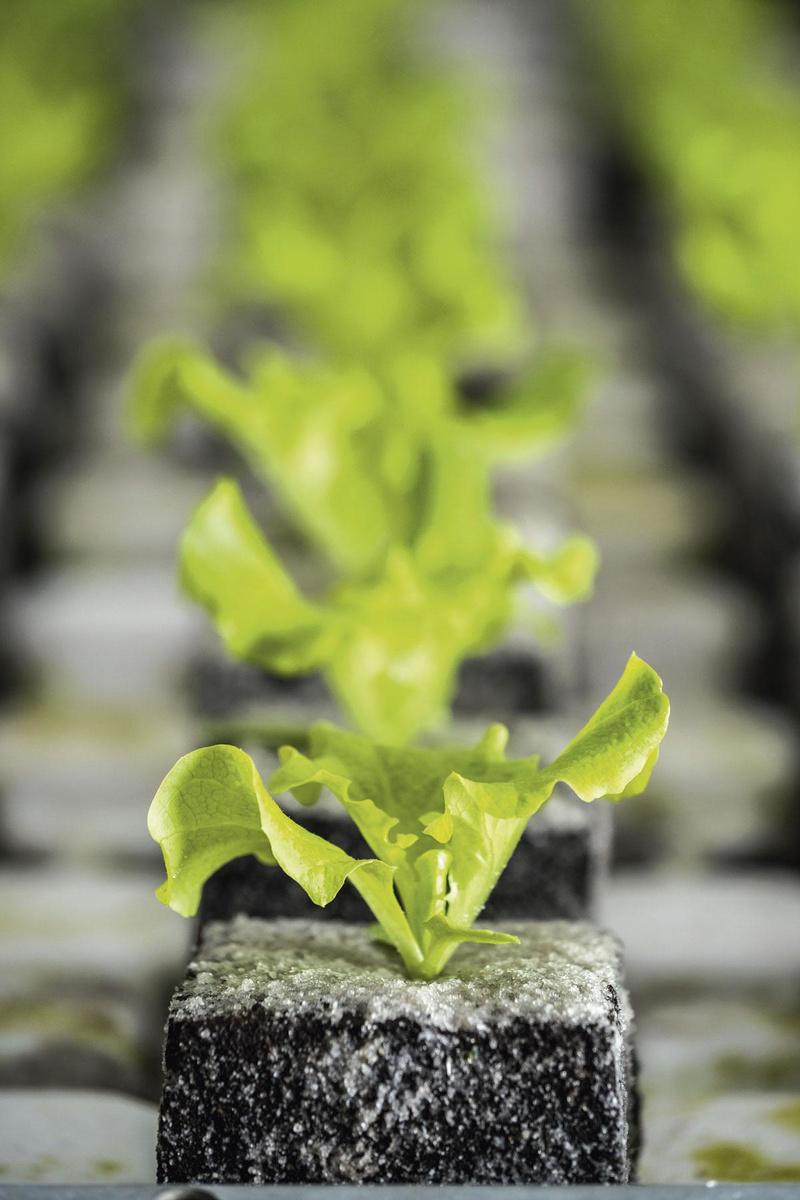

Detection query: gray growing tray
xmin=1 ymin=1186 xmax=799 ymax=1199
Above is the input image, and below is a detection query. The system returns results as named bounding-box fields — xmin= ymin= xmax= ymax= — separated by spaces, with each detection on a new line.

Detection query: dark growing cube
xmin=184 ymin=652 xmax=328 ymax=719
xmin=198 ymin=789 xmax=608 ymax=931
xmin=159 ymin=918 xmax=637 ymax=1185
xmin=454 ymin=647 xmax=555 ymax=715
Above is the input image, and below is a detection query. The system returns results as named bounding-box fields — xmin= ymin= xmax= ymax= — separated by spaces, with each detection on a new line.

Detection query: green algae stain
xmin=770 ymin=1100 xmax=800 ymax=1133
xmin=93 ymin=1158 xmax=124 ymax=1177
xmin=714 ymin=1050 xmax=800 ymax=1091
xmin=0 ymin=999 xmax=116 ymax=1038
xmin=0 ymin=1156 xmax=125 ymax=1183
xmin=0 ymin=1156 xmax=60 ymax=1182
xmin=693 ymin=1140 xmax=800 ymax=1182
xmin=26 ymin=1155 xmax=59 ymax=1181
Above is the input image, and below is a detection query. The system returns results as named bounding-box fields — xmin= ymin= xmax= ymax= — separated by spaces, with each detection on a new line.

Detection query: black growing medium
xmin=184 ymin=654 xmax=328 ymax=720
xmin=158 ymin=918 xmax=637 ymax=1185
xmin=186 ymin=647 xmax=556 ymax=721
xmin=197 ymin=790 xmax=606 ymax=931
xmin=453 ymin=647 xmax=556 ymax=716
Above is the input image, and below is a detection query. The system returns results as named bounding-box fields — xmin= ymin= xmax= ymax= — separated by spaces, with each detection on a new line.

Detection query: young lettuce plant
xmin=177 ymin=460 xmax=596 ymax=745
xmin=130 ymin=338 xmax=593 ymax=578
xmin=207 ymin=0 xmax=525 ymax=362
xmin=587 ymin=0 xmax=800 ymax=330
xmin=149 ymin=653 xmax=669 ymax=979
xmin=0 ymin=0 xmax=134 ymax=273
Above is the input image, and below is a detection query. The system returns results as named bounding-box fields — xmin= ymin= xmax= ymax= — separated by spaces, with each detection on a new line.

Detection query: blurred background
xmin=1 ymin=0 xmax=799 ymax=1186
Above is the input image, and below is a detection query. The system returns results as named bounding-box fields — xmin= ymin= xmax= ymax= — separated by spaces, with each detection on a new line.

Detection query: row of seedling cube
xmin=583 ymin=0 xmax=800 ymax=628
xmin=0 ymin=0 xmax=153 ymax=588
xmin=84 ymin=0 xmax=675 ymax=1185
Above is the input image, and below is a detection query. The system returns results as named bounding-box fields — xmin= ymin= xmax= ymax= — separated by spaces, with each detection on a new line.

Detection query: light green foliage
xmin=180 ymin=477 xmax=597 ymax=744
xmin=131 ymin=339 xmax=395 ymax=576
xmin=149 ymin=654 xmax=669 ymax=977
xmin=0 ymin=0 xmax=132 ymax=273
xmin=127 ymin=0 xmax=599 ymax=736
xmin=127 ymin=0 xmax=600 ymax=749
xmin=204 ymin=0 xmax=525 ymax=363
xmin=129 ymin=337 xmax=593 ymax=578
xmin=693 ymin=1141 xmax=800 ymax=1184
xmin=588 ymin=0 xmax=800 ymax=331
xmin=771 ymin=1101 xmax=800 ymax=1134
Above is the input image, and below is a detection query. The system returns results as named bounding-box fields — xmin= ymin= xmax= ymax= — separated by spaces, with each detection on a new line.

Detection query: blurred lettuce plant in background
xmin=176 ymin=468 xmax=595 ymax=744
xmin=587 ymin=0 xmax=800 ymax=332
xmin=126 ymin=0 xmax=599 ymax=744
xmin=131 ymin=338 xmax=593 ymax=577
xmin=204 ymin=0 xmax=525 ymax=365
xmin=0 ymin=0 xmax=134 ymax=275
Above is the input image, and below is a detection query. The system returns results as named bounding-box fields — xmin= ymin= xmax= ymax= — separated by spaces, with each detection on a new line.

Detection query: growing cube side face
xmin=196 ymin=789 xmax=606 ymax=930
xmin=157 ymin=919 xmax=636 ymax=1186
xmin=160 ymin=1001 xmax=633 ymax=1184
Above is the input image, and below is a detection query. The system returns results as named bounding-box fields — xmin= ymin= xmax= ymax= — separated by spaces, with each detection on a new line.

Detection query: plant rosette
xmin=208 ymin=0 xmax=527 ymax=361
xmin=149 ymin=652 xmax=668 ymax=980
xmin=129 ymin=341 xmax=596 ymax=742
xmin=588 ymin=0 xmax=800 ymax=330
xmin=178 ymin=475 xmax=597 ymax=745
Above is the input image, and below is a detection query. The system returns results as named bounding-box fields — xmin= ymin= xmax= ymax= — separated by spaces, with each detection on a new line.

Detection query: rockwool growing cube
xmin=158 ymin=918 xmax=637 ymax=1185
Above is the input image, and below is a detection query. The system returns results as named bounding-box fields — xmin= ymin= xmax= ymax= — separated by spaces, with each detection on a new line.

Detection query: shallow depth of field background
xmin=1 ymin=0 xmax=799 ymax=1186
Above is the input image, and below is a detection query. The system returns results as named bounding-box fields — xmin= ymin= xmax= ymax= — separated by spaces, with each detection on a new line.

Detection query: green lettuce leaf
xmin=324 ymin=535 xmax=597 ymax=740
xmin=127 ymin=337 xmax=200 ymax=447
xmin=587 ymin=0 xmax=800 ymax=330
xmin=462 ymin=347 xmax=596 ymax=463
xmin=419 ymin=914 xmax=521 ymax=979
xmin=268 ymin=655 xmax=668 ymax=972
xmin=269 ymin=719 xmax=526 ymax=851
xmin=127 ymin=337 xmax=272 ymax=465
xmin=515 ymin=534 xmax=599 ymax=605
xmin=245 ymin=348 xmax=396 ymax=573
xmin=411 ymin=438 xmax=504 ymax=579
xmin=325 ymin=548 xmax=494 ymax=743
xmin=429 ymin=772 xmax=535 ymax=933
xmin=212 ymin=0 xmax=526 ymax=363
xmin=148 ymin=743 xmax=275 ymax=918
xmin=148 ymin=742 xmax=424 ymax=974
xmin=129 ymin=340 xmax=396 ymax=575
xmin=540 ymin=651 xmax=671 ymax=801
xmin=129 ymin=332 xmax=595 ymax=585
xmin=429 ymin=653 xmax=669 ymax=935
xmin=180 ymin=477 xmax=333 ymax=673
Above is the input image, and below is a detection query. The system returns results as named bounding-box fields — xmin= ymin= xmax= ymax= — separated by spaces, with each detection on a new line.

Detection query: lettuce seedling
xmin=130 ymin=338 xmax=593 ymax=578
xmin=209 ymin=0 xmax=526 ymax=362
xmin=149 ymin=653 xmax=669 ymax=979
xmin=587 ymin=0 xmax=800 ymax=330
xmin=178 ymin=472 xmax=596 ymax=745
xmin=0 ymin=0 xmax=134 ymax=272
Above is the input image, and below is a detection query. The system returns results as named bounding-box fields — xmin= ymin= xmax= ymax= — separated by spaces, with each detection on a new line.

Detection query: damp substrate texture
xmin=185 ymin=653 xmax=327 ymax=718
xmin=197 ymin=792 xmax=604 ymax=929
xmin=158 ymin=917 xmax=636 ymax=1185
